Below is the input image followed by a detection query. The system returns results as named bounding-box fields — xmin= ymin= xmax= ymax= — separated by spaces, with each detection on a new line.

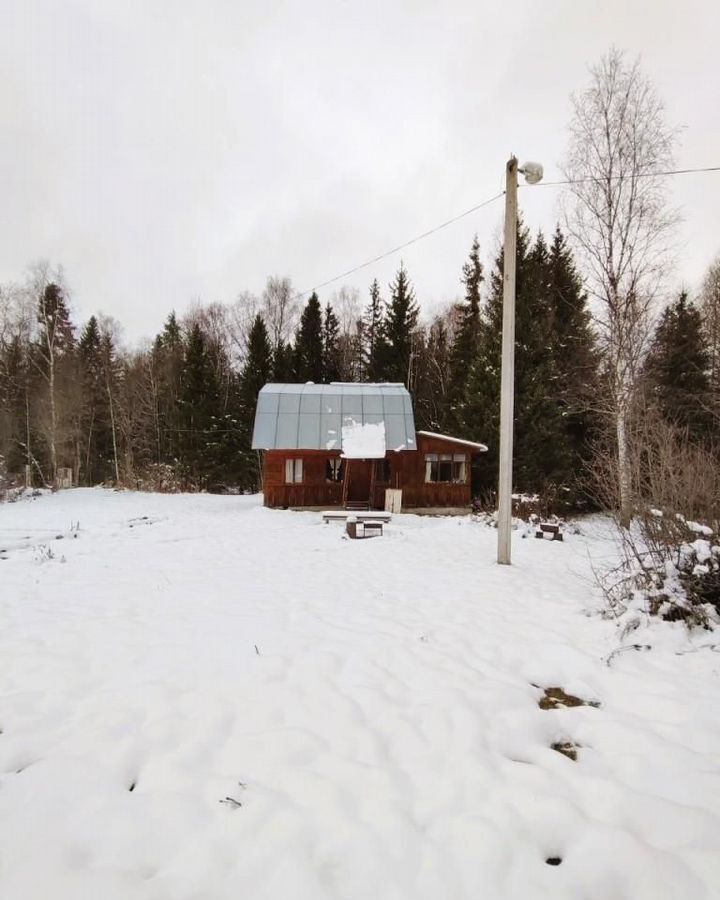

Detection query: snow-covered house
xmin=251 ymin=383 xmax=487 ymax=511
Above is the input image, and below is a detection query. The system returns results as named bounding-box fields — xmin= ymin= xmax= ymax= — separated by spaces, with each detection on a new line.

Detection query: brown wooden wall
xmin=262 ymin=434 xmax=479 ymax=509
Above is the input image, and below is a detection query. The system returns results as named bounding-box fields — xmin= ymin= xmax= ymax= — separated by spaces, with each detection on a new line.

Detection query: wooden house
xmin=252 ymin=383 xmax=487 ymax=512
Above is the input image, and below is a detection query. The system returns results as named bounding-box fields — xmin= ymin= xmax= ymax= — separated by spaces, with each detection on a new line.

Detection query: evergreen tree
xmin=546 ymin=226 xmax=599 ymax=475
xmin=364 ymin=279 xmax=386 ymax=380
xmin=293 ymin=292 xmax=324 ymax=382
xmin=177 ymin=322 xmax=222 ymax=486
xmin=35 ymin=280 xmax=76 ymax=481
xmin=79 ymin=316 xmax=112 ymax=483
xmin=239 ymin=315 xmax=273 ymax=416
xmin=447 ymin=236 xmax=484 ymax=433
xmin=381 ymin=263 xmax=419 ymax=385
xmin=161 ymin=311 xmax=182 ymax=347
xmin=272 ymin=339 xmax=295 ymax=382
xmin=152 ymin=311 xmax=184 ymax=463
xmin=466 ymin=223 xmax=565 ymax=495
xmin=643 ymin=292 xmax=712 ymax=442
xmin=98 ymin=328 xmax=122 ymax=483
xmin=514 ymin=231 xmax=571 ymax=490
xmin=322 ymin=303 xmax=341 ymax=382
xmin=37 ymin=282 xmax=75 ymax=354
xmin=238 ymin=314 xmax=273 ymax=489
xmin=0 ymin=333 xmax=31 ymax=474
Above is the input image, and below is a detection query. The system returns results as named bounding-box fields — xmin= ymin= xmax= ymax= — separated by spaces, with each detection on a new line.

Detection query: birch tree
xmin=563 ymin=48 xmax=677 ymax=524
xmin=261 ymin=276 xmax=300 ymax=355
xmin=31 ymin=263 xmax=75 ymax=483
xmin=699 ymin=255 xmax=720 ymax=425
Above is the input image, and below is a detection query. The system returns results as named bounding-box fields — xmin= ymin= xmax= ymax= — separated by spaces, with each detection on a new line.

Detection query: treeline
xmin=1 ymin=237 xmax=719 ymax=502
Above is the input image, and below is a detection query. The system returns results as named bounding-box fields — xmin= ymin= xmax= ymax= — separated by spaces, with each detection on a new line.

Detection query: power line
xmin=529 ymin=164 xmax=720 ymax=188
xmin=297 ymin=164 xmax=719 ymax=300
xmin=297 ymin=190 xmax=505 ymax=299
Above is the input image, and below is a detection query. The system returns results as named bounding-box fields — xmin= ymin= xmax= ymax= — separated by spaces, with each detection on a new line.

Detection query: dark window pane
xmin=438 ymin=460 xmax=452 ymax=482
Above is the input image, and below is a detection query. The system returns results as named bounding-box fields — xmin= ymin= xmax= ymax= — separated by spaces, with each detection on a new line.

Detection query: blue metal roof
xmin=251 ymin=383 xmax=417 ymax=452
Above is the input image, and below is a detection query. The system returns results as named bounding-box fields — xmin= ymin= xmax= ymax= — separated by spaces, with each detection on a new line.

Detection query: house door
xmin=346 ymin=459 xmax=372 ymax=502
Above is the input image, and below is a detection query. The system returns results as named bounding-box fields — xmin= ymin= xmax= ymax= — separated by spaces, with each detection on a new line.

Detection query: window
xmin=285 ymin=458 xmax=303 ymax=484
xmin=326 ymin=458 xmax=344 ymax=483
xmin=425 ymin=453 xmax=467 ymax=484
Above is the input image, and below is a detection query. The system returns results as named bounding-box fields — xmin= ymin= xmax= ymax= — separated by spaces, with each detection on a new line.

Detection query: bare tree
xmin=564 ymin=48 xmax=678 ymax=524
xmin=330 ymin=285 xmax=363 ymax=381
xmin=699 ymin=254 xmax=720 ymax=423
xmin=227 ymin=290 xmax=260 ymax=365
xmin=261 ymin=276 xmax=300 ymax=354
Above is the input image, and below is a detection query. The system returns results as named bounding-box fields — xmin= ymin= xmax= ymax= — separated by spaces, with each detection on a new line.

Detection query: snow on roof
xmin=252 ymin=383 xmax=417 ymax=452
xmin=416 ymin=430 xmax=488 ymax=452
xmin=341 ymin=420 xmax=386 ymax=459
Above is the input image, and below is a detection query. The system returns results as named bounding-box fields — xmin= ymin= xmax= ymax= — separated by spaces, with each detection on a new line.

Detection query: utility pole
xmin=497 ymin=156 xmax=518 ymax=565
xmin=496 ymin=156 xmax=543 ymax=564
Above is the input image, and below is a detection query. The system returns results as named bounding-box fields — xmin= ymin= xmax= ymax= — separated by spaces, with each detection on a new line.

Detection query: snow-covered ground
xmin=1 ymin=489 xmax=719 ymax=899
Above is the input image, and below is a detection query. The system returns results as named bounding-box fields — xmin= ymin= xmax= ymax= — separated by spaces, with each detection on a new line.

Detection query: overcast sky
xmin=2 ymin=0 xmax=719 ymax=342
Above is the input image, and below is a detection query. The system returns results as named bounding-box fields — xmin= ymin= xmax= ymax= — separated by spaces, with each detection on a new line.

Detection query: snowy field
xmin=1 ymin=489 xmax=719 ymax=900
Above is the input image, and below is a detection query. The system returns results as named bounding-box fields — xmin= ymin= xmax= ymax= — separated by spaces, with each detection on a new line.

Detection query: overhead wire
xmin=295 ymin=164 xmax=719 ymax=299
xmin=295 ymin=190 xmax=505 ymax=299
xmin=525 ymin=164 xmax=720 ymax=188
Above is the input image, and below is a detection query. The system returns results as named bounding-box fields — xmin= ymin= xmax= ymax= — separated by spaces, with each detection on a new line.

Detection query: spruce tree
xmin=546 ymin=226 xmax=599 ymax=481
xmin=35 ymin=281 xmax=76 ymax=480
xmin=364 ymin=279 xmax=386 ymax=380
xmin=98 ymin=328 xmax=122 ymax=483
xmin=293 ymin=292 xmax=324 ymax=383
xmin=152 ymin=311 xmax=184 ymax=463
xmin=381 ymin=263 xmax=419 ymax=385
xmin=643 ymin=292 xmax=712 ymax=442
xmin=322 ymin=304 xmax=341 ymax=382
xmin=513 ymin=231 xmax=569 ymax=490
xmin=272 ymin=339 xmax=294 ymax=382
xmin=177 ymin=322 xmax=222 ymax=487
xmin=0 ymin=333 xmax=31 ymax=474
xmin=238 ymin=314 xmax=273 ymax=489
xmin=465 ymin=223 xmax=565 ymax=495
xmin=447 ymin=236 xmax=483 ymax=433
xmin=161 ymin=311 xmax=182 ymax=347
xmin=239 ymin=315 xmax=273 ymax=417
xmin=79 ymin=316 xmax=112 ymax=483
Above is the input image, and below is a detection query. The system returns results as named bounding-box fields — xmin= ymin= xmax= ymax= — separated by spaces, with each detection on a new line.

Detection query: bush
xmin=593 ymin=409 xmax=720 ymax=629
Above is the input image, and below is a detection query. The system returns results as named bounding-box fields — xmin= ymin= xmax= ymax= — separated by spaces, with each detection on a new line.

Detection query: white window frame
xmin=425 ymin=453 xmax=467 ymax=484
xmin=285 ymin=458 xmax=303 ymax=484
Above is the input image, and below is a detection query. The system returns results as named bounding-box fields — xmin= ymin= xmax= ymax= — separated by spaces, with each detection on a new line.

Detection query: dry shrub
xmin=590 ymin=407 xmax=720 ymax=628
xmin=132 ymin=462 xmax=186 ymax=493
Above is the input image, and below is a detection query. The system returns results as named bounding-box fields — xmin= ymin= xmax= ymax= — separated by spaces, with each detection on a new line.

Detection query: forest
xmin=1 ymin=49 xmax=719 ymax=526
xmin=1 ymin=228 xmax=718 ymax=509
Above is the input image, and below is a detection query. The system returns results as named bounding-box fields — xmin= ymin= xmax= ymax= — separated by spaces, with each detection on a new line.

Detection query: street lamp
xmin=497 ymin=156 xmax=543 ymax=565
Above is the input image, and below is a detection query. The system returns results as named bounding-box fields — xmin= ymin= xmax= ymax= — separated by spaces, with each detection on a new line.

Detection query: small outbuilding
xmin=251 ymin=382 xmax=487 ymax=512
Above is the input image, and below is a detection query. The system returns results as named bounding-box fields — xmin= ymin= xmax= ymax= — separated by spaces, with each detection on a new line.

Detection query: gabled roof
xmin=252 ymin=383 xmax=417 ymax=453
xmin=416 ymin=431 xmax=488 ymax=452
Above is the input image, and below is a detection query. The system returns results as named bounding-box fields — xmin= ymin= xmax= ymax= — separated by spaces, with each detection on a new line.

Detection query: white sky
xmin=2 ymin=0 xmax=719 ymax=342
